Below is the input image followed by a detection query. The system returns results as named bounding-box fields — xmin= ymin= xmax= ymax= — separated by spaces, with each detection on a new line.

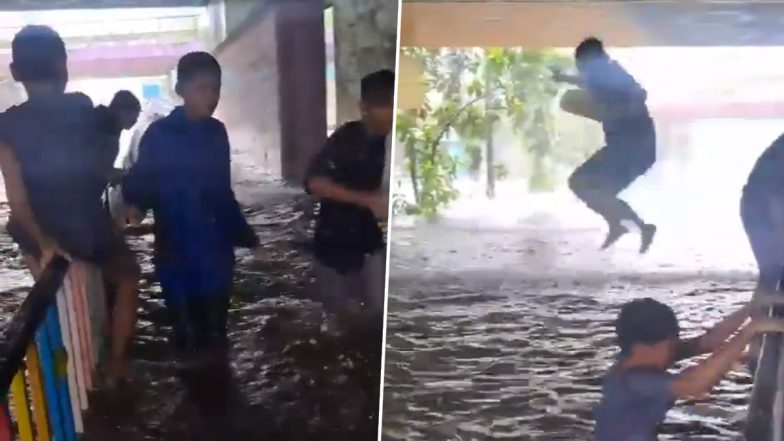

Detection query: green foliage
xmin=395 ymin=47 xmax=574 ymax=216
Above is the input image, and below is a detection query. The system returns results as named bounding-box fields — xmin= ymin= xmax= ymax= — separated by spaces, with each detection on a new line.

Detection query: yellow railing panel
xmin=10 ymin=370 xmax=33 ymax=441
xmin=26 ymin=344 xmax=50 ymax=441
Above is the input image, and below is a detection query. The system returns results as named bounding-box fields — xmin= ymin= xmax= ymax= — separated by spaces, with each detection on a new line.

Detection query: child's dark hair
xmin=575 ymin=37 xmax=606 ymax=61
xmin=176 ymin=51 xmax=221 ymax=88
xmin=11 ymin=25 xmax=67 ymax=82
xmin=616 ymin=298 xmax=679 ymax=354
xmin=361 ymin=69 xmax=395 ymax=107
xmin=110 ymin=90 xmax=141 ymax=113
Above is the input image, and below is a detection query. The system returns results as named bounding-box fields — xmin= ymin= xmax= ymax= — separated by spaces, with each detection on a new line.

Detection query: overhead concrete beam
xmin=401 ymin=1 xmax=784 ymax=48
xmin=0 ymin=0 xmax=204 ymax=10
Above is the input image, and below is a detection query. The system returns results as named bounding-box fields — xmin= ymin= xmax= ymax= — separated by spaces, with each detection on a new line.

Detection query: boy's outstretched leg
xmin=568 ymin=175 xmax=655 ymax=252
xmin=568 ymin=149 xmax=655 ymax=253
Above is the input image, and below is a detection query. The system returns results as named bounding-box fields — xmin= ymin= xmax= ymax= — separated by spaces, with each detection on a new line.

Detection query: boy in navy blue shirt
xmin=594 ymin=297 xmax=784 ymax=440
xmin=553 ymin=37 xmax=657 ymax=253
xmin=123 ymin=52 xmax=260 ymax=361
xmin=0 ymin=25 xmax=141 ymax=385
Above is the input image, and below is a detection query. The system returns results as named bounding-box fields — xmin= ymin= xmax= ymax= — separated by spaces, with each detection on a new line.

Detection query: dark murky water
xmin=0 ymin=187 xmax=383 ymax=441
xmin=382 ymin=219 xmax=756 ymax=441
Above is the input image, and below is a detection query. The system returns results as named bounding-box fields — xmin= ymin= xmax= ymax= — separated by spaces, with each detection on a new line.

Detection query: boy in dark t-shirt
xmin=553 ymin=37 xmax=657 ymax=253
xmin=0 ymin=26 xmax=140 ymax=385
xmin=594 ymin=297 xmax=784 ymax=440
xmin=304 ymin=69 xmax=392 ymax=316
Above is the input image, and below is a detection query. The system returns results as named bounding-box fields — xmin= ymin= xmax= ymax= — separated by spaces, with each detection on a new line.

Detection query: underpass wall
xmin=212 ymin=0 xmax=327 ymax=185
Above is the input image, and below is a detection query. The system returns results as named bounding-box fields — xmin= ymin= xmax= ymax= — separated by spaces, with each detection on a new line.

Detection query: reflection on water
xmin=0 ymin=191 xmax=382 ymax=440
xmin=383 ymin=199 xmax=758 ymax=440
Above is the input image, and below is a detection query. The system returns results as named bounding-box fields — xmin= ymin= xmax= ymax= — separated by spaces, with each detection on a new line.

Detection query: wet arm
xmin=304 ymin=137 xmax=375 ymax=209
xmin=676 ymin=304 xmax=752 ymax=360
xmin=553 ymin=73 xmax=586 ymax=88
xmin=0 ymin=144 xmax=48 ymax=249
xmin=122 ymin=129 xmax=156 ymax=213
xmin=670 ymin=325 xmax=756 ymax=398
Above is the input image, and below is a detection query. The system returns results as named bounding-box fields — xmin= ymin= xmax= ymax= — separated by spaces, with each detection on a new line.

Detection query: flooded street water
xmin=0 ymin=182 xmax=383 ymax=441
xmin=382 ymin=193 xmax=759 ymax=441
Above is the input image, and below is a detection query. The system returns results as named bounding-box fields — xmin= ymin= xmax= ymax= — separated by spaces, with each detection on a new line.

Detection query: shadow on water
xmin=0 ymin=194 xmax=382 ymax=440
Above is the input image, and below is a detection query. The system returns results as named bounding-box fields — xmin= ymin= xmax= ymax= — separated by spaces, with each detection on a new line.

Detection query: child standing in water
xmin=123 ymin=52 xmax=261 ymax=362
xmin=594 ymin=297 xmax=784 ymax=440
xmin=95 ymin=90 xmax=141 ymax=185
xmin=0 ymin=25 xmax=141 ymax=385
xmin=0 ymin=26 xmax=140 ymax=384
xmin=304 ymin=69 xmax=393 ymax=317
xmin=553 ymin=37 xmax=657 ymax=253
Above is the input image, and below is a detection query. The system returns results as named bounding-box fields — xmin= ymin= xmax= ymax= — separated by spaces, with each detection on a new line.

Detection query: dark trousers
xmin=166 ymin=294 xmax=231 ymax=356
xmin=568 ymin=125 xmax=655 ymax=226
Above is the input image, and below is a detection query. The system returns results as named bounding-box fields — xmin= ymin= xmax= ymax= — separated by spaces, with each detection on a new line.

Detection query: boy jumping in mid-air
xmin=0 ymin=25 xmax=141 ymax=385
xmin=594 ymin=297 xmax=784 ymax=440
xmin=123 ymin=52 xmax=261 ymax=362
xmin=304 ymin=69 xmax=393 ymax=317
xmin=553 ymin=37 xmax=657 ymax=253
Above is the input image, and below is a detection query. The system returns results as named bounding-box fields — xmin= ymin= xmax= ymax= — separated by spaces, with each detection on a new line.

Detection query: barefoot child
xmin=594 ymin=297 xmax=784 ymax=440
xmin=304 ymin=69 xmax=393 ymax=317
xmin=123 ymin=52 xmax=261 ymax=361
xmin=553 ymin=37 xmax=657 ymax=253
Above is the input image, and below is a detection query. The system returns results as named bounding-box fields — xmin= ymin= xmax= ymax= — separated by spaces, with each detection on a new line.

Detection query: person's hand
xmin=550 ymin=66 xmax=566 ymax=82
xmin=125 ymin=205 xmax=145 ymax=225
xmin=749 ymin=317 xmax=784 ymax=334
xmin=749 ymin=295 xmax=784 ymax=318
xmin=364 ymin=193 xmax=388 ymax=220
xmin=751 ymin=294 xmax=784 ymax=309
xmin=39 ymin=239 xmax=70 ymax=269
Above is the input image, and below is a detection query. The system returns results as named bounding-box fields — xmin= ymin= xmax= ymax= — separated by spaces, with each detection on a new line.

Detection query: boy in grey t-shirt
xmin=595 ymin=297 xmax=784 ymax=440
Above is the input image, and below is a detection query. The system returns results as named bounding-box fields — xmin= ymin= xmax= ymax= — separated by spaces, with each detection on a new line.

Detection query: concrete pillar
xmin=213 ymin=0 xmax=326 ymax=185
xmin=332 ymin=0 xmax=398 ymax=124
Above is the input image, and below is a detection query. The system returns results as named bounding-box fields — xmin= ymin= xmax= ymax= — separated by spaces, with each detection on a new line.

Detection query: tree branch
xmin=427 ymin=86 xmax=505 ymax=162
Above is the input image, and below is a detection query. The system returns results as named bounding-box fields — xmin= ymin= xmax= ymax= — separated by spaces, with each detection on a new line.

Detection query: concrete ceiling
xmin=401 ymin=1 xmax=784 ymax=47
xmin=0 ymin=0 xmax=206 ymax=10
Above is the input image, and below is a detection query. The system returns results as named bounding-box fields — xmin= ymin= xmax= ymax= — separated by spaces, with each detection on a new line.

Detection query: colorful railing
xmin=0 ymin=257 xmax=107 ymax=441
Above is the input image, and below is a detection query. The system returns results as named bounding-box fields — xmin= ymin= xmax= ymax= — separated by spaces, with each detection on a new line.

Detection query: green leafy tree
xmin=396 ymin=47 xmax=573 ymax=216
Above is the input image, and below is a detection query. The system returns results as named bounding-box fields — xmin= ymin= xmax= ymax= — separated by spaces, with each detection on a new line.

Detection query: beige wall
xmin=214 ymin=0 xmax=326 ymax=184
xmin=333 ymin=0 xmax=399 ymax=123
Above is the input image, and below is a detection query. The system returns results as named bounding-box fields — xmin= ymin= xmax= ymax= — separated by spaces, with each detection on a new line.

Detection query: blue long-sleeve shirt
xmin=123 ymin=107 xmax=257 ymax=297
xmin=582 ymin=59 xmax=650 ymax=136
